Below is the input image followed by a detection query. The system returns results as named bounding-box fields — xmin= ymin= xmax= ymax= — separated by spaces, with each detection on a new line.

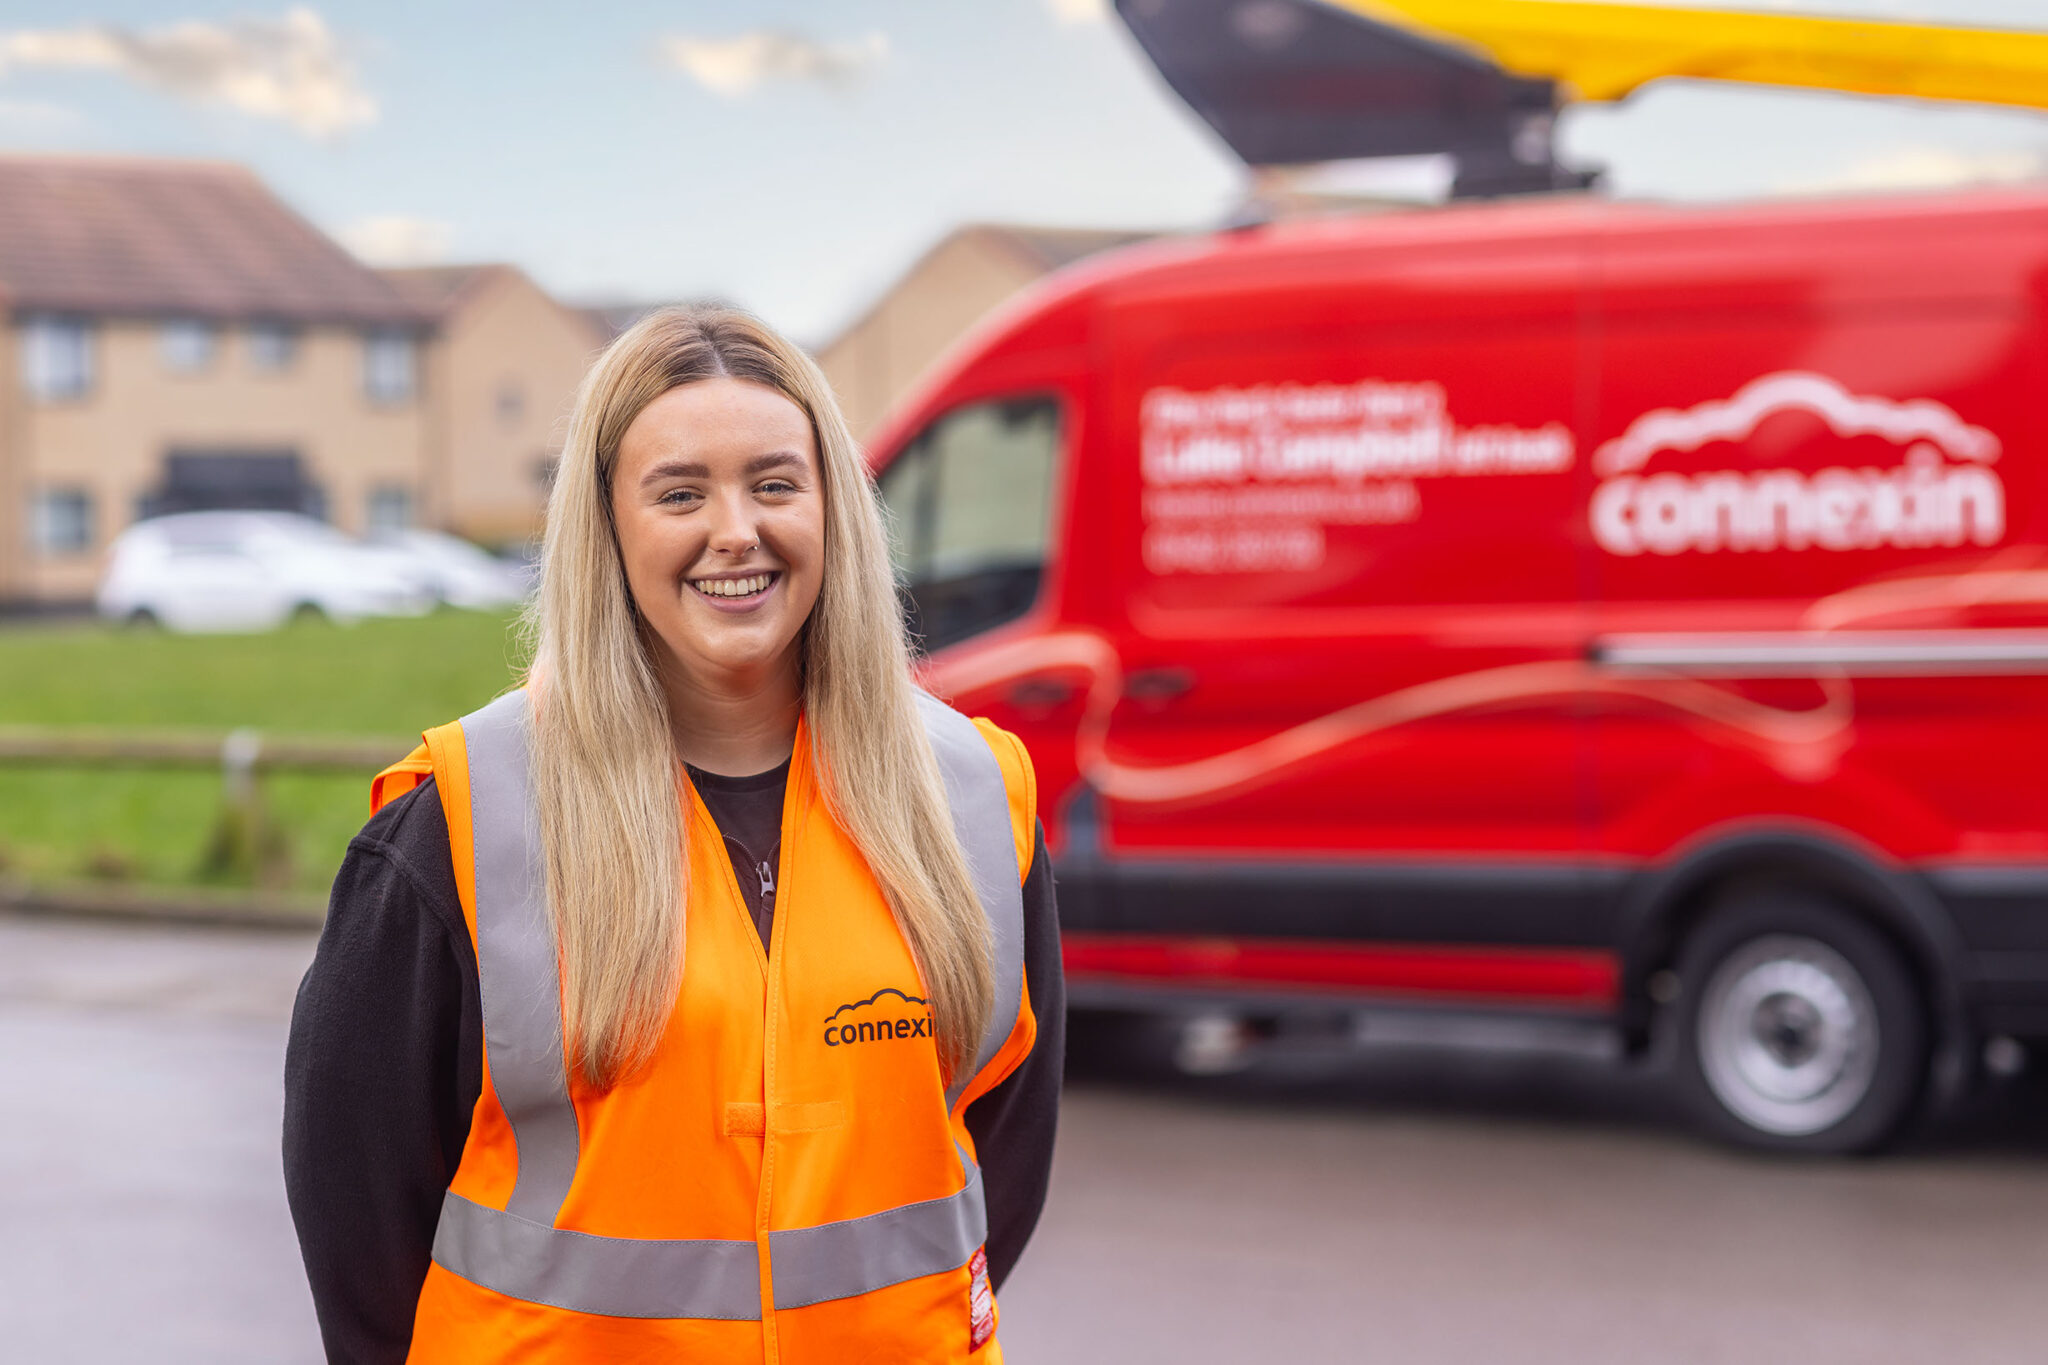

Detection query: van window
xmin=876 ymin=395 xmax=1061 ymax=652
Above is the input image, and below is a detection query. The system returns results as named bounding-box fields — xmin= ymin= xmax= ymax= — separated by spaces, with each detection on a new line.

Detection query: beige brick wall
xmin=816 ymin=233 xmax=1043 ymax=444
xmin=0 ymin=320 xmax=22 ymax=598
xmin=17 ymin=319 xmax=429 ymax=600
xmin=427 ymin=272 xmax=604 ymax=546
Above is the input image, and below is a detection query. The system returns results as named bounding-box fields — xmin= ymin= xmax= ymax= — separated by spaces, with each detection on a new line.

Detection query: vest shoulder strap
xmin=912 ymin=691 xmax=1030 ymax=1113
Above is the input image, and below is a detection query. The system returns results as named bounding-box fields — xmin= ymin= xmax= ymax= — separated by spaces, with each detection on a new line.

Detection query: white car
xmin=370 ymin=529 xmax=532 ymax=610
xmin=97 ymin=511 xmax=437 ymax=632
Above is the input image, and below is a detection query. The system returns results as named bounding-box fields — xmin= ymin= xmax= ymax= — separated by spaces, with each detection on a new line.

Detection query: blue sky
xmin=1 ymin=1 xmax=2045 ymax=342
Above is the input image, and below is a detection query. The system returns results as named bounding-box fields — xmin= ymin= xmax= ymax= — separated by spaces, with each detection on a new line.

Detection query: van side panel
xmin=1588 ymin=209 xmax=2048 ymax=1030
xmin=1078 ymin=236 xmax=1603 ymax=965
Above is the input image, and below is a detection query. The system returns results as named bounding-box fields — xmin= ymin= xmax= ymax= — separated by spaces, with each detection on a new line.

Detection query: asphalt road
xmin=5 ymin=914 xmax=2048 ymax=1364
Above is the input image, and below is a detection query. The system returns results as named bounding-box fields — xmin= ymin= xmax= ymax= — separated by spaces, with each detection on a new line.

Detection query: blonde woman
xmin=283 ymin=306 xmax=1062 ymax=1362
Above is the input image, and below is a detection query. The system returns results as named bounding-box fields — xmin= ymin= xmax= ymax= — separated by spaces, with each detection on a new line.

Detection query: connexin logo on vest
xmin=822 ymin=987 xmax=935 ymax=1047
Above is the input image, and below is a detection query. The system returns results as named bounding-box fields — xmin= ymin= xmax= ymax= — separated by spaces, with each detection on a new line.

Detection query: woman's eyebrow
xmin=639 ymin=459 xmax=708 ymax=486
xmin=745 ymin=450 xmax=808 ymax=476
xmin=638 ymin=451 xmax=807 ymax=488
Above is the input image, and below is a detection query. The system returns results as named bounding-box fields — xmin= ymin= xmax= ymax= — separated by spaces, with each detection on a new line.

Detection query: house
xmin=0 ymin=154 xmax=610 ymax=606
xmin=0 ymin=155 xmax=441 ymax=604
xmin=381 ymin=265 xmax=605 ymax=546
xmin=814 ymin=225 xmax=1153 ymax=442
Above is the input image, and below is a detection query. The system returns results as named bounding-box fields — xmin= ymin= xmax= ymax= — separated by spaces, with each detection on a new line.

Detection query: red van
xmin=863 ymin=189 xmax=2048 ymax=1152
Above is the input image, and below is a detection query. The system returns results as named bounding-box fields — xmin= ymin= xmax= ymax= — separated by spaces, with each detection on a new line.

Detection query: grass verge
xmin=0 ymin=608 xmax=526 ymax=897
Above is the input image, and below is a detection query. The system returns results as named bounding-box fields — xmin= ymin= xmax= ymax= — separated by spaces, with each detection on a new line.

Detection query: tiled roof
xmin=0 ymin=155 xmax=424 ymax=325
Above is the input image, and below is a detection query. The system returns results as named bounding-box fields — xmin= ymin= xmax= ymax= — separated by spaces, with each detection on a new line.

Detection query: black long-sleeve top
xmin=282 ymin=775 xmax=1063 ymax=1365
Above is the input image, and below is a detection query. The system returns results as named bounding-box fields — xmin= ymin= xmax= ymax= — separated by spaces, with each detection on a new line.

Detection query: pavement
xmin=5 ymin=913 xmax=2048 ymax=1364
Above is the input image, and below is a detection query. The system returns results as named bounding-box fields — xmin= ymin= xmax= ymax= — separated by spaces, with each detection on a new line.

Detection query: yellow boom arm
xmin=1333 ymin=0 xmax=2048 ymax=109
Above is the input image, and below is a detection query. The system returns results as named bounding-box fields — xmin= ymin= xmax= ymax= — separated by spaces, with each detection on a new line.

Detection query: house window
xmin=20 ymin=316 xmax=94 ymax=401
xmin=247 ymin=323 xmax=298 ymax=372
xmin=160 ymin=319 xmax=217 ymax=373
xmin=29 ymin=488 xmax=93 ymax=555
xmin=367 ymin=484 xmax=414 ymax=534
xmin=364 ymin=330 xmax=417 ymax=404
xmin=496 ymin=378 xmax=525 ymax=425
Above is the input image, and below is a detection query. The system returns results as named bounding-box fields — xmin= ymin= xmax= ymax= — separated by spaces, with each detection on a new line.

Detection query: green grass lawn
xmin=0 ymin=609 xmax=528 ymax=896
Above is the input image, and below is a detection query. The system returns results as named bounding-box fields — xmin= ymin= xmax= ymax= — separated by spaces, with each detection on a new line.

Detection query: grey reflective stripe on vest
xmin=912 ymin=690 xmax=1026 ymax=1110
xmin=770 ymin=1154 xmax=987 ymax=1310
xmin=458 ymin=690 xmax=579 ymax=1224
xmin=433 ymin=1190 xmax=761 ymax=1320
xmin=437 ymin=687 xmax=1025 ymax=1318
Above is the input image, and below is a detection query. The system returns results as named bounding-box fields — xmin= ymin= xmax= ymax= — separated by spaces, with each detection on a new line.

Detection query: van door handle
xmin=1006 ymin=677 xmax=1076 ymax=708
xmin=1124 ymin=667 xmax=1195 ymax=701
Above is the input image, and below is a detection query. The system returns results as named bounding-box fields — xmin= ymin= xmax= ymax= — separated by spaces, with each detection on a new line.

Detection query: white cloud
xmin=1782 ymin=142 xmax=2047 ymax=195
xmin=660 ymin=30 xmax=888 ymax=98
xmin=0 ymin=7 xmax=373 ymax=138
xmin=1046 ymin=0 xmax=1111 ymax=24
xmin=340 ymin=215 xmax=452 ymax=267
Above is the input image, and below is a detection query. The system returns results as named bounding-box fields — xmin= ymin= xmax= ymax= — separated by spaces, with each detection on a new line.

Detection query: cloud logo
xmin=1593 ymin=371 xmax=2001 ymax=478
xmin=823 ymin=986 xmax=928 ymax=1025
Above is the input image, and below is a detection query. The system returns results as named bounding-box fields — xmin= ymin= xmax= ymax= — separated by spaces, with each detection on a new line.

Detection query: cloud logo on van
xmin=823 ymin=986 xmax=928 ymax=1024
xmin=1592 ymin=371 xmax=2001 ymax=478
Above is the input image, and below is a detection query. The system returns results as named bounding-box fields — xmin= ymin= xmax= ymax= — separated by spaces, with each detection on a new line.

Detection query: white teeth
xmin=693 ymin=573 xmax=772 ymax=599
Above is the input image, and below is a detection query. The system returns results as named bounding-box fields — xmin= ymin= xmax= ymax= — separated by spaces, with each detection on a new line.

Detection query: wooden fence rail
xmin=0 ymin=725 xmax=414 ymax=906
xmin=0 ymin=726 xmax=409 ymax=772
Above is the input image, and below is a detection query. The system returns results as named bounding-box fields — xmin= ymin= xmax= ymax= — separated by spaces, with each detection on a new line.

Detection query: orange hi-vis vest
xmin=369 ymin=688 xmax=1038 ymax=1363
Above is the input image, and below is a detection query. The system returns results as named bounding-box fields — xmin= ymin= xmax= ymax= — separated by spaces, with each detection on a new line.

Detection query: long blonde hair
xmin=526 ymin=305 xmax=994 ymax=1090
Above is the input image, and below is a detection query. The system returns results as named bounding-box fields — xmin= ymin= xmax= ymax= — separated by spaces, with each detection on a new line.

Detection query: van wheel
xmin=1673 ymin=889 xmax=1927 ymax=1153
xmin=289 ymin=601 xmax=329 ymax=625
xmin=124 ymin=608 xmax=161 ymax=629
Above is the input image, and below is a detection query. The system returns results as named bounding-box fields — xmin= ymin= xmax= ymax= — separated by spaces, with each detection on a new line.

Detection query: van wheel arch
xmin=1616 ymin=831 xmax=1971 ymax=1107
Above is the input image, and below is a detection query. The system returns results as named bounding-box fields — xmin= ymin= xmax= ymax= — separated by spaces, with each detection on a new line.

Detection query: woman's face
xmin=611 ymin=377 xmax=826 ymax=696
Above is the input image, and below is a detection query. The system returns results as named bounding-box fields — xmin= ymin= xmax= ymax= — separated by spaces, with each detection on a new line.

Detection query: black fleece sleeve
xmin=283 ymin=780 xmax=478 ymax=1365
xmin=964 ymin=823 xmax=1064 ymax=1292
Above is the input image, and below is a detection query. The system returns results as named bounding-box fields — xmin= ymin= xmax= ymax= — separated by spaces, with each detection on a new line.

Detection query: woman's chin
xmin=658 ymin=630 xmax=801 ymax=694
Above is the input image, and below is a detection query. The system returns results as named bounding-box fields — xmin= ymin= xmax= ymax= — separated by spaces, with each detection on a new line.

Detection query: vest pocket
xmin=722 ymin=1100 xmax=848 ymax=1137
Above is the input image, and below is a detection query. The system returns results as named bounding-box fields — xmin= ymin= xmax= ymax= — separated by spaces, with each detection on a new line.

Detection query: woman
xmin=284 ymin=306 xmax=1063 ymax=1363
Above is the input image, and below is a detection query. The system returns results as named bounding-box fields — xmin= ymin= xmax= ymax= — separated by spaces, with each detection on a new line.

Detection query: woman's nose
xmin=704 ymin=491 xmax=761 ymax=556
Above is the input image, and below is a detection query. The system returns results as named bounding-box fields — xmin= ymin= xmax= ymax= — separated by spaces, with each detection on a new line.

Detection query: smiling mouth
xmin=689 ymin=571 xmax=778 ymax=601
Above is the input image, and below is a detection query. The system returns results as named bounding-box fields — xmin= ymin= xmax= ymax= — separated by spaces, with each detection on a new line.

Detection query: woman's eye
xmin=758 ymin=479 xmax=798 ymax=496
xmin=658 ymin=488 xmax=701 ymax=507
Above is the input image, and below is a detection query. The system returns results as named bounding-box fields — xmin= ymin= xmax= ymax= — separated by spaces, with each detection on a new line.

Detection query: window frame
xmin=363 ymin=329 xmax=418 ymax=405
xmin=28 ymin=486 xmax=94 ymax=557
xmin=20 ymin=315 xmax=95 ymax=403
xmin=159 ymin=318 xmax=218 ymax=374
xmin=874 ymin=390 xmax=1066 ymax=654
xmin=246 ymin=321 xmax=300 ymax=373
xmin=366 ymin=483 xmax=416 ymax=535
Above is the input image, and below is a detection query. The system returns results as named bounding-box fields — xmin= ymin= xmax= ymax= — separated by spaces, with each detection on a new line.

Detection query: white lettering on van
xmin=1139 ymin=379 xmax=1570 ymax=575
xmin=1592 ymin=448 xmax=2005 ymax=557
xmin=1141 ymin=381 xmax=1572 ymax=488
xmin=1589 ymin=372 xmax=2007 ymax=558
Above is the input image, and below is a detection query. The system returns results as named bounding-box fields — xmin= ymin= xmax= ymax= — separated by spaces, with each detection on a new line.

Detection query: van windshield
xmin=876 ymin=395 xmax=1061 ymax=653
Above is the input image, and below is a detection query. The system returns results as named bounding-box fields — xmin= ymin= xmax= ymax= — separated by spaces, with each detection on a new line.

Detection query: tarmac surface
xmin=6 ymin=913 xmax=2048 ymax=1364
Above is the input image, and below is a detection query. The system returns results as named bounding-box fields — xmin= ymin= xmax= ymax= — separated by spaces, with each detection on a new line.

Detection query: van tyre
xmin=1673 ymin=889 xmax=1927 ymax=1154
